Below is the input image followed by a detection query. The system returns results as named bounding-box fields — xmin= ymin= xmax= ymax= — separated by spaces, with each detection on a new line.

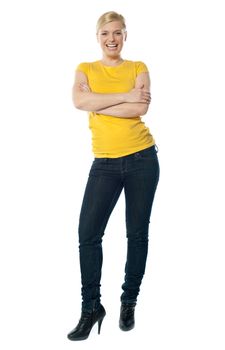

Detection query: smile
xmin=106 ymin=44 xmax=118 ymax=48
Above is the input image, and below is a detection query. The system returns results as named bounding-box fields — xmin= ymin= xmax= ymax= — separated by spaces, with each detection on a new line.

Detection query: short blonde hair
xmin=96 ymin=11 xmax=126 ymax=33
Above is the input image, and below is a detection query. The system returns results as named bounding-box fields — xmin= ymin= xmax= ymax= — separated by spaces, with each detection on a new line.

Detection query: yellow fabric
xmin=76 ymin=60 xmax=155 ymax=158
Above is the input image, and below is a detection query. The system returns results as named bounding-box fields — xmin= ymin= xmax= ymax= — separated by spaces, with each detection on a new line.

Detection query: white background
xmin=0 ymin=0 xmax=225 ymax=349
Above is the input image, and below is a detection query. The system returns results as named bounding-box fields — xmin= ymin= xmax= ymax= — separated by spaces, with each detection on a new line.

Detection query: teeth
xmin=107 ymin=44 xmax=117 ymax=47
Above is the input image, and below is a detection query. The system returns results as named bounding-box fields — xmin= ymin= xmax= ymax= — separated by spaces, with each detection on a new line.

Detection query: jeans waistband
xmin=95 ymin=145 xmax=158 ymax=161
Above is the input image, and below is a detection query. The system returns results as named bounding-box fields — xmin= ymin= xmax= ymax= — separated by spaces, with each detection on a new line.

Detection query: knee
xmin=78 ymin=219 xmax=97 ymax=243
xmin=79 ymin=233 xmax=102 ymax=247
xmin=126 ymin=228 xmax=149 ymax=244
xmin=78 ymin=225 xmax=103 ymax=246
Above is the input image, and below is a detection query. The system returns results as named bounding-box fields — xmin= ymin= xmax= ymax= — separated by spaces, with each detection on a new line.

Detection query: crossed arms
xmin=72 ymin=70 xmax=151 ymax=118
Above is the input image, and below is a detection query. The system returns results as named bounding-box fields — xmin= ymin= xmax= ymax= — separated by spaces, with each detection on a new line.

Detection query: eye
xmin=115 ymin=32 xmax=122 ymax=35
xmin=100 ymin=32 xmax=107 ymax=36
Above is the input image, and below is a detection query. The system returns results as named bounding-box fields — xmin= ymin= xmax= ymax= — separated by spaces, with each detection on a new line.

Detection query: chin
xmin=105 ymin=50 xmax=121 ymax=58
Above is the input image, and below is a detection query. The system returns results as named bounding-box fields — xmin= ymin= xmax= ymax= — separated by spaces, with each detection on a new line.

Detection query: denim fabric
xmin=78 ymin=146 xmax=160 ymax=311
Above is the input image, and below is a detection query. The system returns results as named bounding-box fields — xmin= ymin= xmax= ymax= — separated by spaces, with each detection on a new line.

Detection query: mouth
xmin=106 ymin=44 xmax=118 ymax=50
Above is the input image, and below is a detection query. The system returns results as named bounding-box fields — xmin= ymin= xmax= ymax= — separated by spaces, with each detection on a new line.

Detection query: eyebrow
xmin=100 ymin=29 xmax=123 ymax=33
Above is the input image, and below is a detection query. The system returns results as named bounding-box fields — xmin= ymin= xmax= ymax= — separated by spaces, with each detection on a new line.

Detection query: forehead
xmin=99 ymin=20 xmax=124 ymax=32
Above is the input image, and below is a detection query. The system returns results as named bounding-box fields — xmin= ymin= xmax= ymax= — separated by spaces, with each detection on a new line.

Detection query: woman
xmin=67 ymin=11 xmax=160 ymax=341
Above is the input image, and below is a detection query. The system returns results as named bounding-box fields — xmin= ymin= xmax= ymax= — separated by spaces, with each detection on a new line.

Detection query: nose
xmin=108 ymin=33 xmax=115 ymax=41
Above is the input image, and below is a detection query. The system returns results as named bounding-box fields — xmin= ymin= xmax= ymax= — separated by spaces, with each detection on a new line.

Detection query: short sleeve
xmin=76 ymin=62 xmax=89 ymax=75
xmin=135 ymin=61 xmax=149 ymax=75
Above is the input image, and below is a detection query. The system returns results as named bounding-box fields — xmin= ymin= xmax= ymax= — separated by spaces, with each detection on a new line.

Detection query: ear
xmin=96 ymin=32 xmax=99 ymax=43
xmin=124 ymin=31 xmax=127 ymax=41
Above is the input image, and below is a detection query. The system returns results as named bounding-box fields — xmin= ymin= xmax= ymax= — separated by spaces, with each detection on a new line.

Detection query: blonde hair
xmin=96 ymin=11 xmax=126 ymax=33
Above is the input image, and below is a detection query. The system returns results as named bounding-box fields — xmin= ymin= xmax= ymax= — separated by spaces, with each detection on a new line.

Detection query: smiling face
xmin=97 ymin=20 xmax=127 ymax=60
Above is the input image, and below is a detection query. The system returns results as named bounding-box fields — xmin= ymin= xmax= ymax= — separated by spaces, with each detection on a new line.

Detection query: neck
xmin=101 ymin=56 xmax=124 ymax=66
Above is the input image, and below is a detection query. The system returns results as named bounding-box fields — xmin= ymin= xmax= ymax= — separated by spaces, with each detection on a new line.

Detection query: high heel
xmin=67 ymin=304 xmax=106 ymax=341
xmin=98 ymin=316 xmax=104 ymax=334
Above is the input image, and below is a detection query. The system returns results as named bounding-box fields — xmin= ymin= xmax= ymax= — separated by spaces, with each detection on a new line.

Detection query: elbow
xmin=139 ymin=103 xmax=149 ymax=116
xmin=72 ymin=89 xmax=79 ymax=109
xmin=72 ymin=91 xmax=92 ymax=111
xmin=72 ymin=92 xmax=85 ymax=110
xmin=73 ymin=99 xmax=83 ymax=110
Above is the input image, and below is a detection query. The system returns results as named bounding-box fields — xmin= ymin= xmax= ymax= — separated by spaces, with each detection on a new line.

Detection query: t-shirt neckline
xmin=98 ymin=59 xmax=127 ymax=68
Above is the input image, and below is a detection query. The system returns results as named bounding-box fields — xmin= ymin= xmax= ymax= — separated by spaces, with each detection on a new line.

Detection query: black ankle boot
xmin=119 ymin=303 xmax=136 ymax=331
xmin=67 ymin=304 xmax=106 ymax=341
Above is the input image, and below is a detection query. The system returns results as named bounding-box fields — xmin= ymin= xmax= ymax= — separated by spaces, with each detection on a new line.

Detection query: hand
xmin=126 ymin=88 xmax=151 ymax=104
xmin=79 ymin=82 xmax=91 ymax=92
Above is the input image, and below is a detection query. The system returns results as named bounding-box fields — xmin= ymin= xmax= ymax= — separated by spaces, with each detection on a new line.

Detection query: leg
xmin=121 ymin=147 xmax=160 ymax=304
xmin=78 ymin=159 xmax=123 ymax=311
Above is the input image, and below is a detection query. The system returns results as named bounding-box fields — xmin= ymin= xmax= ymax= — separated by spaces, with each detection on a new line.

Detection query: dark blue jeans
xmin=78 ymin=146 xmax=160 ymax=312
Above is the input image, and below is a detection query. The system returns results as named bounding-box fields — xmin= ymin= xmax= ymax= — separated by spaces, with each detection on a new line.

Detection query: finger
xmin=80 ymin=82 xmax=89 ymax=88
xmin=142 ymin=89 xmax=151 ymax=94
xmin=79 ymin=83 xmax=90 ymax=92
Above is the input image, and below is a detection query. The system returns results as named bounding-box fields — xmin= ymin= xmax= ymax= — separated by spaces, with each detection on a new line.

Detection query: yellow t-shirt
xmin=76 ymin=60 xmax=155 ymax=158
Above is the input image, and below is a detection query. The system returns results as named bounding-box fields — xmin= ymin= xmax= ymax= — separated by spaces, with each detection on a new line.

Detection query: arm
xmin=96 ymin=102 xmax=148 ymax=118
xmin=94 ymin=72 xmax=151 ymax=118
xmin=72 ymin=71 xmax=150 ymax=112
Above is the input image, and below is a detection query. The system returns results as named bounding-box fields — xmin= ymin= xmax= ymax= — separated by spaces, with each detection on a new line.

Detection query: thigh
xmin=124 ymin=149 xmax=160 ymax=233
xmin=78 ymin=160 xmax=123 ymax=242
